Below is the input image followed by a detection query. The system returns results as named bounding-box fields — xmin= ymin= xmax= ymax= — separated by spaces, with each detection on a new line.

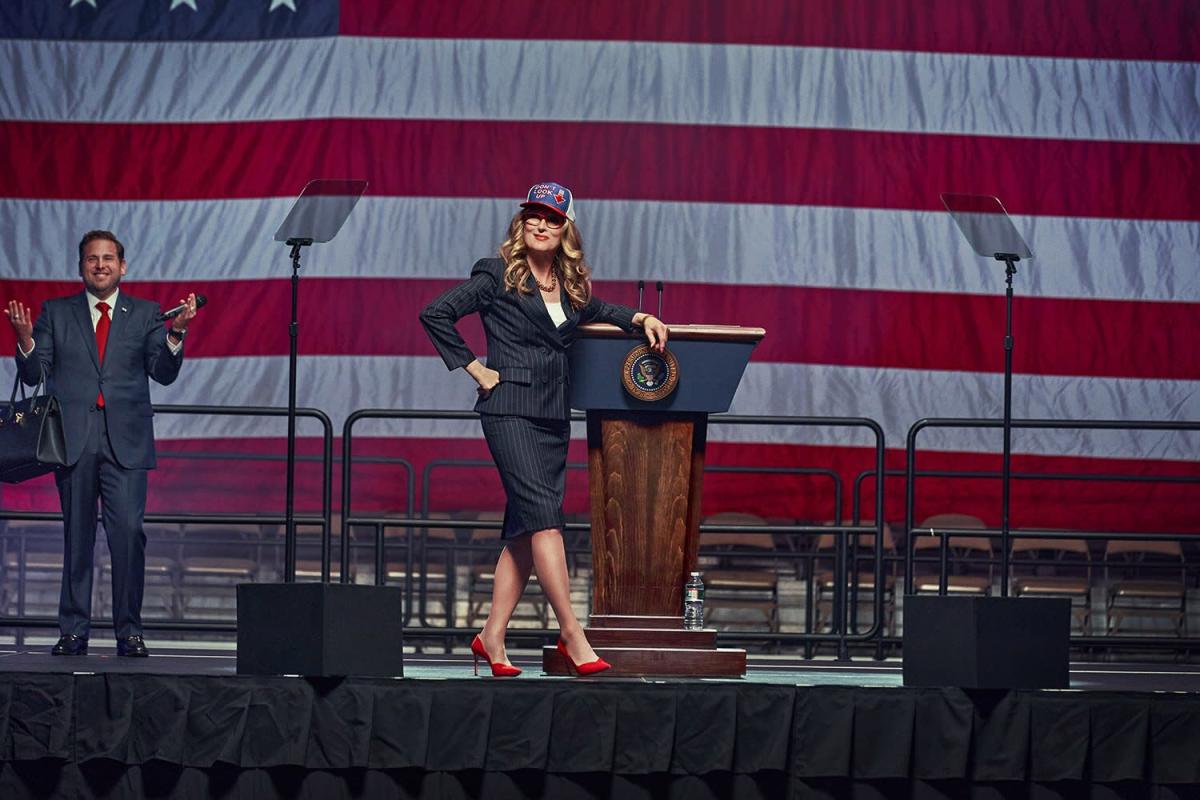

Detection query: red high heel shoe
xmin=471 ymin=635 xmax=522 ymax=677
xmin=556 ymin=638 xmax=611 ymax=676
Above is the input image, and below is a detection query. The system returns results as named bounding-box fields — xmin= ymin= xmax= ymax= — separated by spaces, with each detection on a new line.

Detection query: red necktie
xmin=95 ymin=301 xmax=110 ymax=407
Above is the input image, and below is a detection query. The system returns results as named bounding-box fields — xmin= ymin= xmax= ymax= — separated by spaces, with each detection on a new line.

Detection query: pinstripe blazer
xmin=420 ymin=258 xmax=636 ymax=420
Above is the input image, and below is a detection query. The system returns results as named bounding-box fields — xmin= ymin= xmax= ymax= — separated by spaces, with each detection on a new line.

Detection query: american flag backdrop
xmin=0 ymin=1 xmax=1197 ymax=532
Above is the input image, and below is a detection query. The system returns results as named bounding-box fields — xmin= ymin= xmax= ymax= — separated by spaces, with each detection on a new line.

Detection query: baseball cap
xmin=520 ymin=181 xmax=575 ymax=223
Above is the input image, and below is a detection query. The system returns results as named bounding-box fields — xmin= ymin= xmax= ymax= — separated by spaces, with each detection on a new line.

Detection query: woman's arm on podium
xmin=632 ymin=312 xmax=668 ymax=353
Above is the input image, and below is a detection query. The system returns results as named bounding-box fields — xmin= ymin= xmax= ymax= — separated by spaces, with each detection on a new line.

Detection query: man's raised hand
xmin=171 ymin=293 xmax=200 ymax=332
xmin=5 ymin=300 xmax=34 ymax=352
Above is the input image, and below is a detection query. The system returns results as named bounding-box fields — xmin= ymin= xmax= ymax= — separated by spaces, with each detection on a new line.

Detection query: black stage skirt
xmin=479 ymin=414 xmax=570 ymax=539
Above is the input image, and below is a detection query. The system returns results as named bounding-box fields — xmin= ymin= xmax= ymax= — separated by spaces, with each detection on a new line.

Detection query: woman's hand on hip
xmin=465 ymin=359 xmax=501 ymax=398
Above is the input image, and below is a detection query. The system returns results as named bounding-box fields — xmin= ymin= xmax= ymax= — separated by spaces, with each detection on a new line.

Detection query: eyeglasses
xmin=522 ymin=210 xmax=567 ymax=230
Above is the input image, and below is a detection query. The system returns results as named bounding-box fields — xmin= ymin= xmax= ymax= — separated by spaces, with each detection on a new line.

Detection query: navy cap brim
xmin=520 ymin=201 xmax=574 ymax=222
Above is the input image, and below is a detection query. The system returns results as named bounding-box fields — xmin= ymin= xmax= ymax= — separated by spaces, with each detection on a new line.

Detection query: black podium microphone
xmin=656 ymin=281 xmax=663 ymax=318
xmin=158 ymin=294 xmax=208 ymax=321
xmin=637 ymin=280 xmax=645 ymax=311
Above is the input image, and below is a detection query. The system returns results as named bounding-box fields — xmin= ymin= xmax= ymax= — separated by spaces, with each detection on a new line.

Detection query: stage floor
xmin=4 ymin=646 xmax=1200 ymax=693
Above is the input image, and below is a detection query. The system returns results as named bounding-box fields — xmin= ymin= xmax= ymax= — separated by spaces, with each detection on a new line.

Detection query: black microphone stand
xmin=996 ymin=252 xmax=1019 ymax=597
xmin=283 ymin=237 xmax=312 ymax=583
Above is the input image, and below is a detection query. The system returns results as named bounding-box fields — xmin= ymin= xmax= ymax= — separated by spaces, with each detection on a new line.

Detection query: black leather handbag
xmin=0 ymin=366 xmax=68 ymax=483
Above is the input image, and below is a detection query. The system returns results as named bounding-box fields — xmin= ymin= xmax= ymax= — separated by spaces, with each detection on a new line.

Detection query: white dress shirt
xmin=544 ymin=300 xmax=567 ymax=327
xmin=87 ymin=287 xmax=119 ymax=331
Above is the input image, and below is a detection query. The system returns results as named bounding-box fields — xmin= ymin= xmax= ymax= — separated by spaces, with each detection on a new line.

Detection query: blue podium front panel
xmin=569 ymin=336 xmax=757 ymax=414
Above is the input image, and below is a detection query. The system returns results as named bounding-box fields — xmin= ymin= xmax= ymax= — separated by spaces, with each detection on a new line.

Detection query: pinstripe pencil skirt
xmin=479 ymin=413 xmax=570 ymax=539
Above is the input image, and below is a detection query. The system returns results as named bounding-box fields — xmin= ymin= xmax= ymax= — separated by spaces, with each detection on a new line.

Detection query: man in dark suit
xmin=4 ymin=230 xmax=198 ymax=657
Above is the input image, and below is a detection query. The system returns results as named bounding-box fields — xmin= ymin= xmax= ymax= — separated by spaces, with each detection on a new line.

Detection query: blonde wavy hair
xmin=498 ymin=211 xmax=592 ymax=310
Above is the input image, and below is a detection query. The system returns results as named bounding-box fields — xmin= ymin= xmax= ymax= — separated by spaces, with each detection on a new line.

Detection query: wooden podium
xmin=542 ymin=324 xmax=765 ymax=677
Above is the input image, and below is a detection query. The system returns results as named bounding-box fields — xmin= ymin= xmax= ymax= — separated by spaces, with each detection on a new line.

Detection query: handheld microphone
xmin=158 ymin=294 xmax=207 ymax=321
xmin=656 ymin=281 xmax=664 ymax=318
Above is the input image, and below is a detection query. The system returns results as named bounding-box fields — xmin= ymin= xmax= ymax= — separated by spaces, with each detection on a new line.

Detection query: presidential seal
xmin=622 ymin=344 xmax=679 ymax=402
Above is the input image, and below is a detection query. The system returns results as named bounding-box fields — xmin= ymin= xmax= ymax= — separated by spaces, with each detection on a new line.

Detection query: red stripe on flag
xmin=4 ymin=437 xmax=1196 ymax=535
xmin=340 ymin=0 xmax=1200 ymax=62
xmin=3 ymin=278 xmax=1197 ymax=379
xmin=3 ymin=120 xmax=1198 ymax=221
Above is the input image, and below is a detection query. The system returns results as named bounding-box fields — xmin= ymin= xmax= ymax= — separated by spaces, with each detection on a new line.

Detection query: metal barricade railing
xmin=408 ymin=458 xmax=843 ymax=631
xmin=850 ymin=465 xmax=1200 ymax=635
xmin=341 ymin=409 xmax=887 ymax=657
xmin=901 ymin=417 xmax=1200 ymax=652
xmin=0 ymin=509 xmax=322 ymax=637
xmin=157 ymin=405 xmax=335 ymax=583
xmin=0 ymin=404 xmax=334 ymax=635
xmin=712 ymin=417 xmax=885 ymax=659
xmin=5 ymin=405 xmax=1194 ymax=656
xmin=853 ymin=467 xmax=1200 ymax=528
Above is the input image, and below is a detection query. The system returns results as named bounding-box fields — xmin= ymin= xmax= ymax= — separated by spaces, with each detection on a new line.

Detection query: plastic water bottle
xmin=683 ymin=571 xmax=705 ymax=630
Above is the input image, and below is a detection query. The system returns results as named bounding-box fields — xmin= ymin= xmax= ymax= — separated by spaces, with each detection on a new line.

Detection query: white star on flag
xmin=268 ymin=0 xmax=296 ymax=11
xmin=170 ymin=0 xmax=197 ymax=10
xmin=69 ymin=0 xmax=97 ymax=7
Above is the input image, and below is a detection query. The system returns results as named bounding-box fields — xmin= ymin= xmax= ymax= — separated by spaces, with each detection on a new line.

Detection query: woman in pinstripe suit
xmin=420 ymin=182 xmax=668 ymax=676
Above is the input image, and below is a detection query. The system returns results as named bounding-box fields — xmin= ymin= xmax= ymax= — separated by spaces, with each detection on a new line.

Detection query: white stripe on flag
xmin=4 ymin=198 xmax=1198 ymax=303
xmin=2 ymin=38 xmax=1197 ymax=143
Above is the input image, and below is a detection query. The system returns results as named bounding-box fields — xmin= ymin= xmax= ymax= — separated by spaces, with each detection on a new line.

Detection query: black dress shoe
xmin=51 ymin=634 xmax=88 ymax=656
xmin=116 ymin=635 xmax=149 ymax=658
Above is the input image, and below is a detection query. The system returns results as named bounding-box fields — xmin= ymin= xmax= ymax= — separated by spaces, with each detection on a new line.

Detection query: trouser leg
xmin=97 ymin=412 xmax=148 ymax=640
xmin=55 ymin=410 xmax=101 ymax=638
